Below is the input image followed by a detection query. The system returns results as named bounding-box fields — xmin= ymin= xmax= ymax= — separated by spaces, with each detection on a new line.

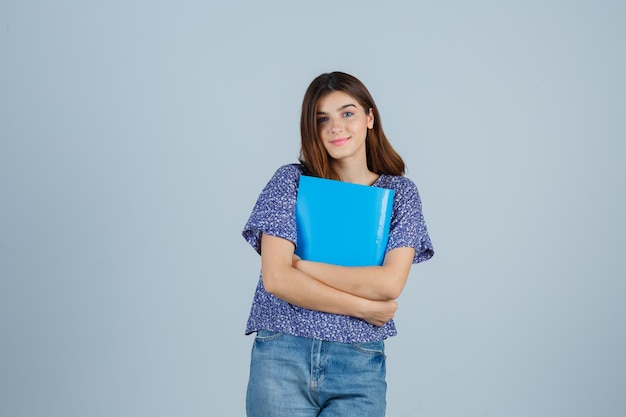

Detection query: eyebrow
xmin=316 ymin=103 xmax=358 ymax=114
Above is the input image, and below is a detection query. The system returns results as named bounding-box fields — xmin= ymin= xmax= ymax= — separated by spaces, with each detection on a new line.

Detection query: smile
xmin=330 ymin=137 xmax=350 ymax=146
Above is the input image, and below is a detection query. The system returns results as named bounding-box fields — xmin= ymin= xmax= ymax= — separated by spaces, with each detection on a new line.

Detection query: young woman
xmin=242 ymin=72 xmax=434 ymax=417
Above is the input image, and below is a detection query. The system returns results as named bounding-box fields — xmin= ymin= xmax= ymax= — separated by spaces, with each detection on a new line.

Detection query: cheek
xmin=353 ymin=122 xmax=368 ymax=135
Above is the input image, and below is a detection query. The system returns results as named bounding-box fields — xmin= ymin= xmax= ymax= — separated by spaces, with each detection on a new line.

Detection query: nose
xmin=330 ymin=117 xmax=344 ymax=133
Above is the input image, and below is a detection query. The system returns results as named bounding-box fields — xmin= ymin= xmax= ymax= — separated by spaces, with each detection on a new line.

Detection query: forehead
xmin=316 ymin=90 xmax=360 ymax=111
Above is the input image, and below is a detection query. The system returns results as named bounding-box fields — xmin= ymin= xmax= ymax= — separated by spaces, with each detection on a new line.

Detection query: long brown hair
xmin=299 ymin=72 xmax=405 ymax=179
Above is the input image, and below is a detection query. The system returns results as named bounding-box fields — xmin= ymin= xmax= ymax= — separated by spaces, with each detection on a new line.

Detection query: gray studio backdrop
xmin=1 ymin=1 xmax=625 ymax=416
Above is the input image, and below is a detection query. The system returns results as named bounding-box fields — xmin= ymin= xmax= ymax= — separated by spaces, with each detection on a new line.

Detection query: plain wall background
xmin=1 ymin=1 xmax=625 ymax=416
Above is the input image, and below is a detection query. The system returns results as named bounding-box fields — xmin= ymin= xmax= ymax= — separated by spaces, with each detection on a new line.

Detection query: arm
xmin=261 ymin=233 xmax=397 ymax=327
xmin=293 ymin=247 xmax=415 ymax=301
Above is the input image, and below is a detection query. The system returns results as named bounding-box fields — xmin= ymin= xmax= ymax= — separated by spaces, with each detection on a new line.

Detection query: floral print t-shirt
xmin=242 ymin=164 xmax=434 ymax=343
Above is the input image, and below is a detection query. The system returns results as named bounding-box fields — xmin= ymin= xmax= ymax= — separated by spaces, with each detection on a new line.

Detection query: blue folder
xmin=295 ymin=175 xmax=394 ymax=267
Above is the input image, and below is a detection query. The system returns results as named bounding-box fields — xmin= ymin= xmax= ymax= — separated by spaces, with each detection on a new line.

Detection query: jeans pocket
xmin=351 ymin=340 xmax=385 ymax=355
xmin=254 ymin=329 xmax=284 ymax=342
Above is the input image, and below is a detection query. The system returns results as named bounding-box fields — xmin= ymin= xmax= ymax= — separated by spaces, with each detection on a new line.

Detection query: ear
xmin=367 ymin=108 xmax=375 ymax=129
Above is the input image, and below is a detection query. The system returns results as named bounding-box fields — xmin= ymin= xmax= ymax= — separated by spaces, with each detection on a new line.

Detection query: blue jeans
xmin=246 ymin=330 xmax=387 ymax=417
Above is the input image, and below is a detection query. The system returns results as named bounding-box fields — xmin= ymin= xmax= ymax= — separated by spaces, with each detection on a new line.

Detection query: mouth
xmin=329 ymin=137 xmax=350 ymax=146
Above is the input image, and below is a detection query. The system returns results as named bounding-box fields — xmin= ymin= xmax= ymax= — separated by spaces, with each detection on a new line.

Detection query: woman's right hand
xmin=359 ymin=299 xmax=398 ymax=327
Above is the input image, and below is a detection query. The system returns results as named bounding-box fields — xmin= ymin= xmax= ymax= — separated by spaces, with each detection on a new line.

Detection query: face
xmin=316 ymin=90 xmax=374 ymax=165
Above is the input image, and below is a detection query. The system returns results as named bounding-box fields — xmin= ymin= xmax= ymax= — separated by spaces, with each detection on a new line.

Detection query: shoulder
xmin=377 ymin=174 xmax=419 ymax=196
xmin=268 ymin=163 xmax=305 ymax=184
xmin=258 ymin=163 xmax=305 ymax=192
xmin=243 ymin=165 xmax=302 ymax=253
xmin=377 ymin=175 xmax=424 ymax=216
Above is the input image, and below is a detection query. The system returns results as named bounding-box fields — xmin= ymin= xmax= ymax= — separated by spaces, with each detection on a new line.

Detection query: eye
xmin=317 ymin=117 xmax=329 ymax=124
xmin=343 ymin=111 xmax=354 ymax=118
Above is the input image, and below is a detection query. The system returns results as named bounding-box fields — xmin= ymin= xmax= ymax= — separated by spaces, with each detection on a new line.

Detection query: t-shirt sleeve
xmin=242 ymin=165 xmax=300 ymax=255
xmin=386 ymin=178 xmax=434 ymax=264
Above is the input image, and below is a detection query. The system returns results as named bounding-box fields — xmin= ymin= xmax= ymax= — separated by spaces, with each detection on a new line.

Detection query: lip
xmin=329 ymin=137 xmax=350 ymax=146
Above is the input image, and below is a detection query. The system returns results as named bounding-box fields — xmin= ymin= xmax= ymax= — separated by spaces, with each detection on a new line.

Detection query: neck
xmin=331 ymin=160 xmax=379 ymax=186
